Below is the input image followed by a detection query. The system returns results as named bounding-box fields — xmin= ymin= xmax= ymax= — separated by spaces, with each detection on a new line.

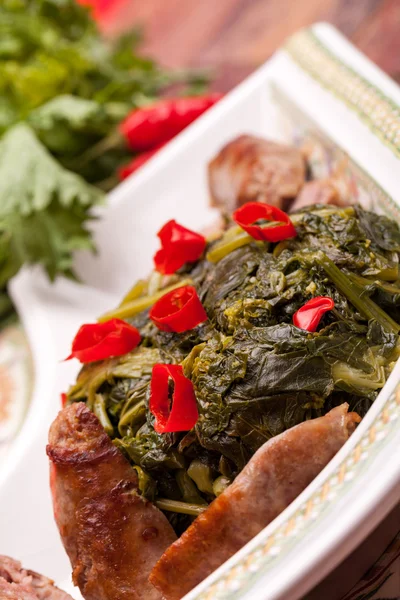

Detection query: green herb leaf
xmin=28 ymin=94 xmax=126 ymax=155
xmin=0 ymin=123 xmax=103 ymax=283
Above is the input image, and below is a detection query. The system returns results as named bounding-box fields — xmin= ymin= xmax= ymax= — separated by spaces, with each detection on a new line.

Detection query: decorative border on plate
xmin=285 ymin=30 xmax=400 ymax=159
xmin=271 ymin=83 xmax=400 ymax=221
xmin=0 ymin=323 xmax=33 ymax=458
xmin=191 ymin=28 xmax=400 ymax=600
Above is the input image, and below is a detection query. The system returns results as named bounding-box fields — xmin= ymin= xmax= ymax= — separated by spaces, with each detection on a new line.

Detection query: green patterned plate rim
xmin=285 ymin=29 xmax=400 ymax=159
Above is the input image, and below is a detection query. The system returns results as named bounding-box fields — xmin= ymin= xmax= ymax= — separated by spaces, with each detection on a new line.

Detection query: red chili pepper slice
xmin=233 ymin=202 xmax=297 ymax=242
xmin=66 ymin=318 xmax=141 ymax=363
xmin=149 ymin=363 xmax=198 ymax=433
xmin=60 ymin=393 xmax=67 ymax=408
xmin=150 ymin=285 xmax=207 ymax=333
xmin=118 ymin=143 xmax=166 ymax=181
xmin=120 ymin=94 xmax=223 ymax=152
xmin=293 ymin=296 xmax=335 ymax=332
xmin=154 ymin=220 xmax=206 ymax=275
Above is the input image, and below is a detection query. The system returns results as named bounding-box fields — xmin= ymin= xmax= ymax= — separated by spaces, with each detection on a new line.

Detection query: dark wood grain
xmin=110 ymin=0 xmax=396 ymax=91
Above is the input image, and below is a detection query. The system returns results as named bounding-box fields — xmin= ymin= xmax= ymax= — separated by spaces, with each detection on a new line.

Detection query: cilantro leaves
xmin=0 ymin=124 xmax=102 ymax=285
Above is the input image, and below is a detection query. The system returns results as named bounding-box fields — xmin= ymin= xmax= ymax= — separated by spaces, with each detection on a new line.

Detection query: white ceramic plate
xmin=3 ymin=22 xmax=400 ymax=600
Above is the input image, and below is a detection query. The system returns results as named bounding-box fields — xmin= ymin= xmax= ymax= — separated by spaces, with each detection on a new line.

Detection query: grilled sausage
xmin=47 ymin=402 xmax=177 ymax=600
xmin=290 ymin=179 xmax=349 ymax=212
xmin=208 ymin=134 xmax=305 ymax=212
xmin=150 ymin=404 xmax=360 ymax=600
xmin=0 ymin=555 xmax=73 ymax=600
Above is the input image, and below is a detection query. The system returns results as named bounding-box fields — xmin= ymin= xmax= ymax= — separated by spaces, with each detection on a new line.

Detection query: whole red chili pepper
xmin=76 ymin=0 xmax=120 ymax=21
xmin=118 ymin=143 xmax=166 ymax=181
xmin=154 ymin=219 xmax=206 ymax=275
xmin=60 ymin=393 xmax=67 ymax=408
xmin=149 ymin=363 xmax=198 ymax=433
xmin=293 ymin=296 xmax=335 ymax=332
xmin=66 ymin=318 xmax=141 ymax=363
xmin=233 ymin=202 xmax=297 ymax=243
xmin=120 ymin=94 xmax=223 ymax=152
xmin=149 ymin=285 xmax=207 ymax=333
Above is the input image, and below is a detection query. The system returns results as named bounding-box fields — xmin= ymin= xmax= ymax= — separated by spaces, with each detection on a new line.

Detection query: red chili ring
xmin=293 ymin=296 xmax=335 ymax=332
xmin=233 ymin=202 xmax=297 ymax=242
xmin=153 ymin=220 xmax=206 ymax=275
xmin=150 ymin=285 xmax=207 ymax=333
xmin=149 ymin=363 xmax=199 ymax=433
xmin=66 ymin=318 xmax=141 ymax=363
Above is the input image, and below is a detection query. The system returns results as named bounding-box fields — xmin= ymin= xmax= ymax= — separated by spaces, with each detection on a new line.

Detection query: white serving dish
xmin=2 ymin=22 xmax=400 ymax=600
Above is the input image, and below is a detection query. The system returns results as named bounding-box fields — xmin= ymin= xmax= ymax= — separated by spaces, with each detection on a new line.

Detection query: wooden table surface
xmin=116 ymin=0 xmax=400 ymax=92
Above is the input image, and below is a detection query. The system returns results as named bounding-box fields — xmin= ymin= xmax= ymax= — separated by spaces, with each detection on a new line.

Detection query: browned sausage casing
xmin=0 ymin=554 xmax=74 ymax=600
xmin=208 ymin=134 xmax=305 ymax=212
xmin=150 ymin=404 xmax=360 ymax=600
xmin=289 ymin=179 xmax=349 ymax=212
xmin=47 ymin=402 xmax=177 ymax=600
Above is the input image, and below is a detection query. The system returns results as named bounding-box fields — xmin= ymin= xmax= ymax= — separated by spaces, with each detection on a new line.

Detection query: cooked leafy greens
xmin=66 ymin=204 xmax=400 ymax=533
